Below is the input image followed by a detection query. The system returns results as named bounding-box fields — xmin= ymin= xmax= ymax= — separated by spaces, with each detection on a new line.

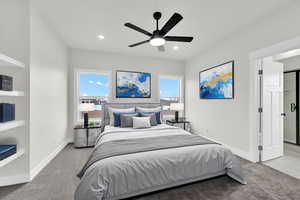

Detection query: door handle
xmin=291 ymin=103 xmax=297 ymax=112
xmin=281 ymin=113 xmax=286 ymax=117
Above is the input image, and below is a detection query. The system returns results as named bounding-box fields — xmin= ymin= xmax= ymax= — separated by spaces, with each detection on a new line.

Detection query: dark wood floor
xmin=0 ymin=144 xmax=300 ymax=200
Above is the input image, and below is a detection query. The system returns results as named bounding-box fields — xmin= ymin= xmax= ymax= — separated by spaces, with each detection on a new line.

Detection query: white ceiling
xmin=33 ymin=0 xmax=292 ymax=61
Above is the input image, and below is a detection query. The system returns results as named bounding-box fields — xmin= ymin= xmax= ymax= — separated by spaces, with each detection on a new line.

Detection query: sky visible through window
xmin=80 ymin=74 xmax=108 ymax=96
xmin=160 ymin=78 xmax=180 ymax=97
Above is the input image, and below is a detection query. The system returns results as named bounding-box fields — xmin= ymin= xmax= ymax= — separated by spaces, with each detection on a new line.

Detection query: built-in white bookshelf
xmin=0 ymin=54 xmax=25 ymax=69
xmin=0 ymin=149 xmax=25 ymax=168
xmin=0 ymin=120 xmax=25 ymax=133
xmin=0 ymin=91 xmax=24 ymax=97
xmin=0 ymin=53 xmax=26 ymax=173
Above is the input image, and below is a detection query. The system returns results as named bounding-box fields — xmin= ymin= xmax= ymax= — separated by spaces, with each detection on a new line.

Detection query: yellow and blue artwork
xmin=116 ymin=71 xmax=151 ymax=98
xmin=199 ymin=61 xmax=234 ymax=99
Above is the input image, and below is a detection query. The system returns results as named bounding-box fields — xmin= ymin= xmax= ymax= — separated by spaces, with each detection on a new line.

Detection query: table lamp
xmin=170 ymin=103 xmax=184 ymax=122
xmin=79 ymin=103 xmax=95 ymax=128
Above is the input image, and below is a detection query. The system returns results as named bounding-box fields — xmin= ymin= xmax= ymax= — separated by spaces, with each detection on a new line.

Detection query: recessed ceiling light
xmin=173 ymin=46 xmax=179 ymax=50
xmin=97 ymin=35 xmax=105 ymax=40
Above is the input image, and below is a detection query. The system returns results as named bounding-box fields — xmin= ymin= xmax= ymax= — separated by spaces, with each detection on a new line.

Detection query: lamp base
xmin=84 ymin=113 xmax=89 ymax=128
xmin=175 ymin=111 xmax=179 ymax=122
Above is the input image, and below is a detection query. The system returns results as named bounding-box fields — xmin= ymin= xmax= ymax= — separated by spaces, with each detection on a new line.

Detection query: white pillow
xmin=132 ymin=117 xmax=151 ymax=129
xmin=108 ymin=107 xmax=135 ymax=126
xmin=136 ymin=106 xmax=161 ymax=113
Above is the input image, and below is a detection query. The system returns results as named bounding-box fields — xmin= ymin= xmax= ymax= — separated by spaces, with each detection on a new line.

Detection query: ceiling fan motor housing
xmin=153 ymin=12 xmax=162 ymax=20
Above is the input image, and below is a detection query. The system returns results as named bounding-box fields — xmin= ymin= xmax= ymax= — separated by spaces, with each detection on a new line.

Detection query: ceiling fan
xmin=124 ymin=12 xmax=193 ymax=52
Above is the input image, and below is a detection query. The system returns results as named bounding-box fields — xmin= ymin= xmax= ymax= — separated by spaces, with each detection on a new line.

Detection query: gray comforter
xmin=75 ymin=125 xmax=246 ymax=200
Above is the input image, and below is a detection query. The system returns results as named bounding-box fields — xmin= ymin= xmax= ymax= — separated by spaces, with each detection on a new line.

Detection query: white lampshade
xmin=79 ymin=103 xmax=95 ymax=112
xmin=170 ymin=103 xmax=184 ymax=111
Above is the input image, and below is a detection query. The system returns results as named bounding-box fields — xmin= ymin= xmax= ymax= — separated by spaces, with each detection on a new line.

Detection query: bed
xmin=75 ymin=103 xmax=246 ymax=200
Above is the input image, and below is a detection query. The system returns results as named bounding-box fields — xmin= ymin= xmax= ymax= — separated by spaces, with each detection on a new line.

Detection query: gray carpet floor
xmin=0 ymin=144 xmax=300 ymax=200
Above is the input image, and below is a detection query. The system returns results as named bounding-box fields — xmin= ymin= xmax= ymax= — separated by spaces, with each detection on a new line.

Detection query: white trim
xmin=30 ymin=139 xmax=69 ymax=180
xmin=194 ymin=132 xmax=254 ymax=162
xmin=249 ymin=36 xmax=300 ymax=60
xmin=0 ymin=174 xmax=29 ymax=187
xmin=249 ymin=35 xmax=300 ymax=163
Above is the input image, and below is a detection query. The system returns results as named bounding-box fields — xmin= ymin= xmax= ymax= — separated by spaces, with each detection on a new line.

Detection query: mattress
xmin=75 ymin=124 xmax=246 ymax=200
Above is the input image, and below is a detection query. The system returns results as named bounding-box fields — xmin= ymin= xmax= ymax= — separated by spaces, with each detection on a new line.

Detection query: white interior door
xmin=284 ymin=72 xmax=297 ymax=144
xmin=262 ymin=57 xmax=284 ymax=161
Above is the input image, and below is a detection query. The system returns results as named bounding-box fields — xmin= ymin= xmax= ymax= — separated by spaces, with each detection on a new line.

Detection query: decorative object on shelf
xmin=170 ymin=103 xmax=184 ymax=122
xmin=73 ymin=125 xmax=101 ymax=148
xmin=0 ymin=144 xmax=17 ymax=161
xmin=0 ymin=75 xmax=13 ymax=91
xmin=0 ymin=103 xmax=15 ymax=123
xmin=199 ymin=60 xmax=234 ymax=99
xmin=116 ymin=71 xmax=151 ymax=98
xmin=79 ymin=103 xmax=95 ymax=128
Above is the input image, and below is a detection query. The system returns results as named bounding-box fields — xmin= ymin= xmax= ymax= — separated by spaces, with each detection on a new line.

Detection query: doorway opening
xmin=283 ymin=70 xmax=300 ymax=146
xmin=258 ymin=48 xmax=300 ymax=179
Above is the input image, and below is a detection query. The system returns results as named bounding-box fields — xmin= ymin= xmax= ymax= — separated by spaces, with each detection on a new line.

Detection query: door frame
xmin=284 ymin=70 xmax=300 ymax=146
xmin=249 ymin=35 xmax=300 ymax=162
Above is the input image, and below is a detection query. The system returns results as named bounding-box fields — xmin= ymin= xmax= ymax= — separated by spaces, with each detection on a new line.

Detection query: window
xmin=159 ymin=76 xmax=183 ymax=120
xmin=77 ymin=72 xmax=109 ymax=124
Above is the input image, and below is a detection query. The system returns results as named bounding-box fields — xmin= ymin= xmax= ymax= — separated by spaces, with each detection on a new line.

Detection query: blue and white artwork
xmin=199 ymin=61 xmax=234 ymax=99
xmin=116 ymin=71 xmax=151 ymax=98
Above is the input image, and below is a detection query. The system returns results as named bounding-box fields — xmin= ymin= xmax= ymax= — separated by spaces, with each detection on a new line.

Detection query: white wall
xmin=185 ymin=3 xmax=300 ymax=161
xmin=281 ymin=55 xmax=300 ymax=71
xmin=29 ymin=9 xmax=68 ymax=177
xmin=69 ymin=49 xmax=185 ymax=126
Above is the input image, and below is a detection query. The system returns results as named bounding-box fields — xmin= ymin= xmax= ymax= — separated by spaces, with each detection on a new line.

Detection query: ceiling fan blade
xmin=129 ymin=40 xmax=150 ymax=47
xmin=124 ymin=23 xmax=152 ymax=37
xmin=160 ymin=13 xmax=183 ymax=36
xmin=165 ymin=36 xmax=193 ymax=42
xmin=157 ymin=46 xmax=165 ymax=52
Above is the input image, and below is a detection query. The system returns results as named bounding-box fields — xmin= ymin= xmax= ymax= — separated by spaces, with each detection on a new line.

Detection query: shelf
xmin=0 ymin=54 xmax=25 ymax=69
xmin=0 ymin=91 xmax=24 ymax=97
xmin=0 ymin=120 xmax=25 ymax=132
xmin=0 ymin=149 xmax=25 ymax=168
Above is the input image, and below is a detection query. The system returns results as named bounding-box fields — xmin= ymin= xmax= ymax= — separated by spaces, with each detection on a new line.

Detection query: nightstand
xmin=73 ymin=125 xmax=101 ymax=148
xmin=166 ymin=119 xmax=190 ymax=131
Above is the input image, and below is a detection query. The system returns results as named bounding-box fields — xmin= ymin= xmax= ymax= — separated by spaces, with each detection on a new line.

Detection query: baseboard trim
xmin=30 ymin=139 xmax=69 ymax=180
xmin=194 ymin=132 xmax=254 ymax=162
xmin=0 ymin=174 xmax=29 ymax=187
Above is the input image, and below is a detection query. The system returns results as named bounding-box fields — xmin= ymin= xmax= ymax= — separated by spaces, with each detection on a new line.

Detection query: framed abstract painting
xmin=116 ymin=71 xmax=151 ymax=98
xmin=199 ymin=60 xmax=234 ymax=99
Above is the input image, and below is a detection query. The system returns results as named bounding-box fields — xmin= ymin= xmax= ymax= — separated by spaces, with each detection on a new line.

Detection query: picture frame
xmin=116 ymin=70 xmax=151 ymax=98
xmin=199 ymin=60 xmax=234 ymax=99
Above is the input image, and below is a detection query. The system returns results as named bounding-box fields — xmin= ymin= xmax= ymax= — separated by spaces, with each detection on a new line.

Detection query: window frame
xmin=74 ymin=69 xmax=112 ymax=124
xmin=159 ymin=75 xmax=184 ymax=103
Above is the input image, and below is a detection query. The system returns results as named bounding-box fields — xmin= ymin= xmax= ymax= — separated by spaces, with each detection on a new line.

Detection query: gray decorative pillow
xmin=140 ymin=113 xmax=157 ymax=126
xmin=132 ymin=117 xmax=151 ymax=129
xmin=120 ymin=113 xmax=139 ymax=128
xmin=136 ymin=106 xmax=161 ymax=113
xmin=108 ymin=107 xmax=135 ymax=126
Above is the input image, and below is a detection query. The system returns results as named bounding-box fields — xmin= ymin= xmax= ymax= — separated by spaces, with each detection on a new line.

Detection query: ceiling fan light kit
xmin=150 ymin=37 xmax=165 ymax=46
xmin=125 ymin=12 xmax=193 ymax=52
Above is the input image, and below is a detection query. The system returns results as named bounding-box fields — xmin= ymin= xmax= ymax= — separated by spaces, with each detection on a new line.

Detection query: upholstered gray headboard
xmin=101 ymin=103 xmax=162 ymax=132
